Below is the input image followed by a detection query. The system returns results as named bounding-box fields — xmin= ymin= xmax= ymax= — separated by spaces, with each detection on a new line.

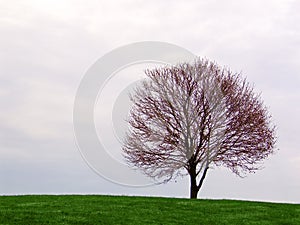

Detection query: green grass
xmin=0 ymin=195 xmax=299 ymax=225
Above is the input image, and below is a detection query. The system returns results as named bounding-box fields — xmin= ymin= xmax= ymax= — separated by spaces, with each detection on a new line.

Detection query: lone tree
xmin=123 ymin=58 xmax=276 ymax=199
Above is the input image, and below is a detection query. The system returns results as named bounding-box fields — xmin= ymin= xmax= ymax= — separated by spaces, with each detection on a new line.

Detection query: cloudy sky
xmin=1 ymin=0 xmax=300 ymax=203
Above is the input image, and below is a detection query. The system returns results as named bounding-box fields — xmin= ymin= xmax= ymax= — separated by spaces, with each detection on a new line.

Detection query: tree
xmin=123 ymin=58 xmax=276 ymax=199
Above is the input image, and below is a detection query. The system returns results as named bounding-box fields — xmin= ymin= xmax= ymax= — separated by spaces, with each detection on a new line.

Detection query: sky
xmin=1 ymin=0 xmax=300 ymax=203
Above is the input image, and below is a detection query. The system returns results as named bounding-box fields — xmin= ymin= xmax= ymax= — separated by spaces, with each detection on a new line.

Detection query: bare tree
xmin=123 ymin=58 xmax=276 ymax=199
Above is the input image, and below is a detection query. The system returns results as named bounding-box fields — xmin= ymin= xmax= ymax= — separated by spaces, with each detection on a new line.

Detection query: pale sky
xmin=1 ymin=0 xmax=300 ymax=203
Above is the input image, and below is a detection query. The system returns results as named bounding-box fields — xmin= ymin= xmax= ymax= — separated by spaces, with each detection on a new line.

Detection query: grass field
xmin=0 ymin=195 xmax=299 ymax=225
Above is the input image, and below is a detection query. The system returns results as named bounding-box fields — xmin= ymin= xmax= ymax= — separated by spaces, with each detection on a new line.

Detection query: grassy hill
xmin=0 ymin=195 xmax=299 ymax=224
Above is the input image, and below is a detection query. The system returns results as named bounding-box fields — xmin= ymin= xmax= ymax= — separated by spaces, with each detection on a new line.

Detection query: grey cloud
xmin=0 ymin=0 xmax=299 ymax=202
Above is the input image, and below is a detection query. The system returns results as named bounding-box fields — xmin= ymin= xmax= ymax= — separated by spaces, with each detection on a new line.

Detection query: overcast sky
xmin=1 ymin=0 xmax=300 ymax=203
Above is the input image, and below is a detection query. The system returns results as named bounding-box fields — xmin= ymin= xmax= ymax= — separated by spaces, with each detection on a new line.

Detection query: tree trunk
xmin=189 ymin=164 xmax=199 ymax=199
xmin=189 ymin=166 xmax=209 ymax=199
xmin=190 ymin=173 xmax=199 ymax=199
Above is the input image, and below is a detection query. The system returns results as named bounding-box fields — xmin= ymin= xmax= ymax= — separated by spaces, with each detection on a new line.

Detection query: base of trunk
xmin=190 ymin=187 xmax=199 ymax=199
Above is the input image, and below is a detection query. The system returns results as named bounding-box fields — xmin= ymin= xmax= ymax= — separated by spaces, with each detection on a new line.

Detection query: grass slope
xmin=0 ymin=195 xmax=299 ymax=225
